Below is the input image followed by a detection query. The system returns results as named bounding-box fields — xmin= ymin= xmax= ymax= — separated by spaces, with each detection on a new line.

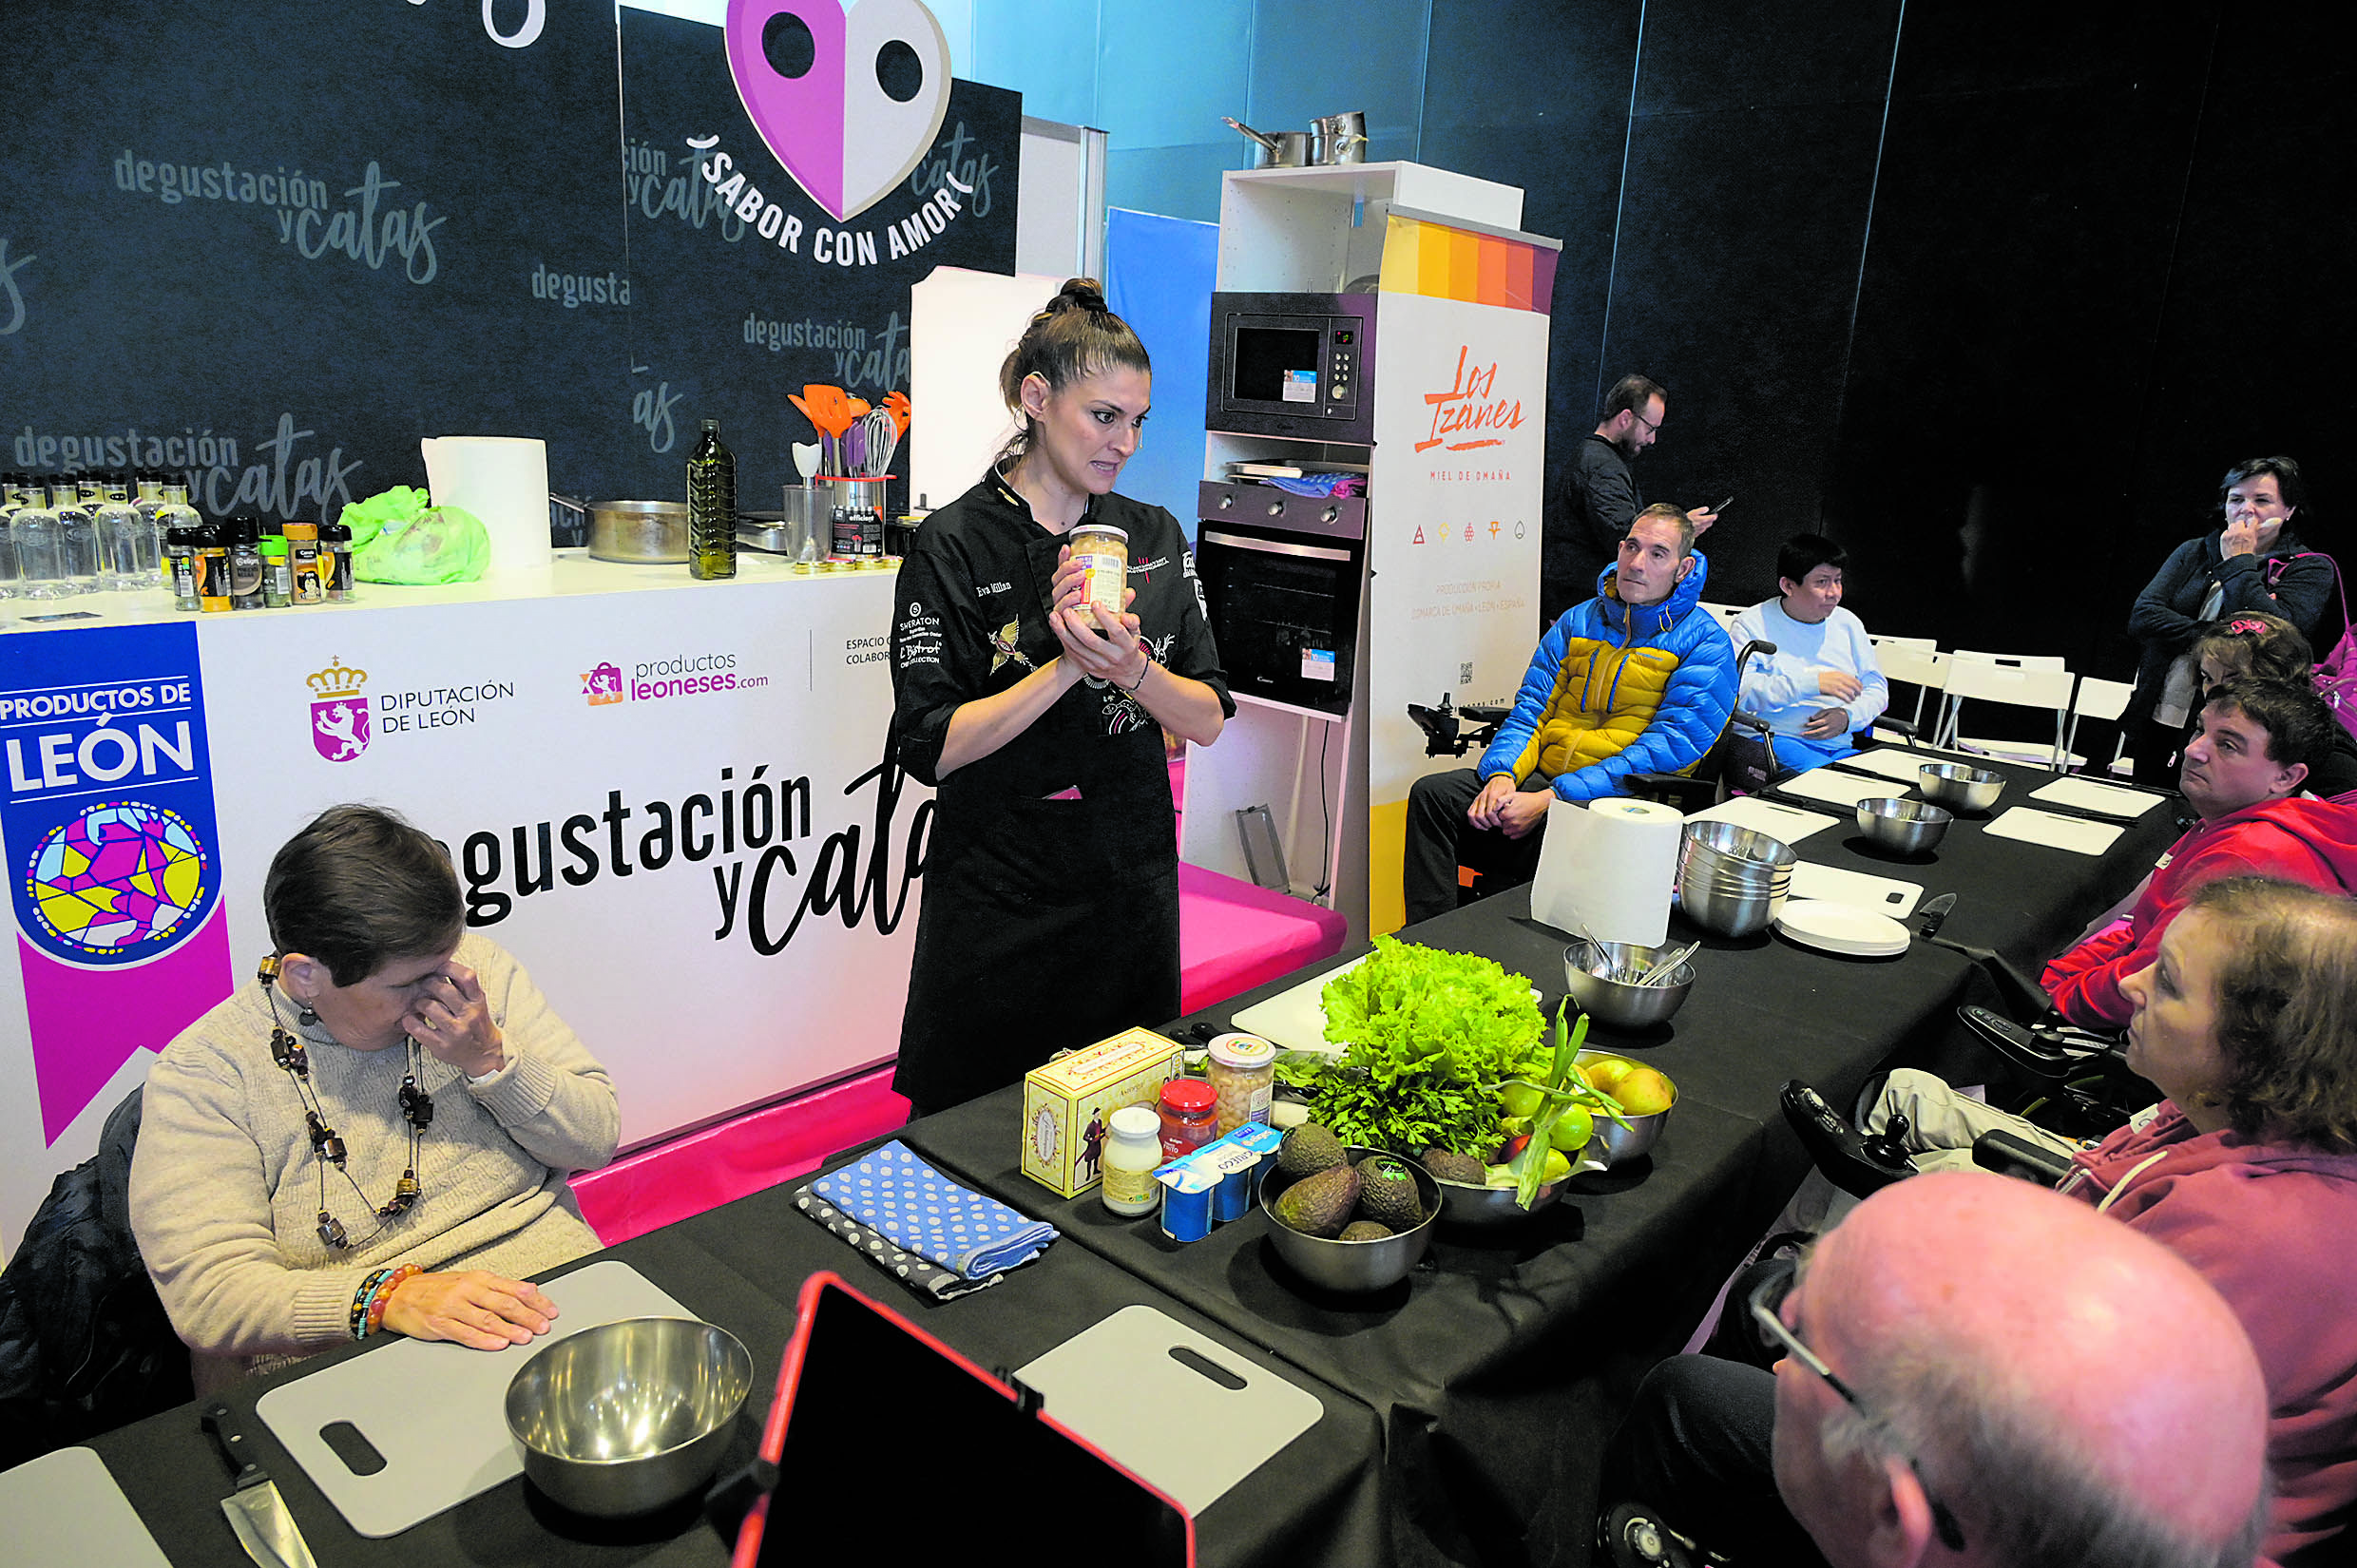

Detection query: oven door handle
xmin=1199 ymin=529 xmax=1355 ymax=563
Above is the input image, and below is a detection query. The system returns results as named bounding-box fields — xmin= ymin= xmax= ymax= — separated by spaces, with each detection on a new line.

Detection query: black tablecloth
xmin=896 ymin=749 xmax=2181 ymax=1568
xmin=84 ymin=1176 xmax=1389 ymax=1568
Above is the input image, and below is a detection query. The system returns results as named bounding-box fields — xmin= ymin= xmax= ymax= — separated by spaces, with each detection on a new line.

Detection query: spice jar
xmin=1206 ymin=1032 xmax=1277 ymax=1137
xmin=1157 ymin=1077 xmax=1217 ymax=1161
xmin=1101 ymin=1105 xmax=1163 ymax=1217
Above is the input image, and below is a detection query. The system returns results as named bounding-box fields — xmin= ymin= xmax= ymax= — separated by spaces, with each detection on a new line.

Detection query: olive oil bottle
xmin=687 ymin=418 xmax=738 ymax=580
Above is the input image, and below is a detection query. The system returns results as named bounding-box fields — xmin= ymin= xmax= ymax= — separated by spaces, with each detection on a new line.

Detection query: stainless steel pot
xmin=1312 ymin=111 xmax=1368 ymax=165
xmin=1225 ymin=116 xmax=1311 ymax=168
xmin=586 ymin=500 xmax=689 ymax=564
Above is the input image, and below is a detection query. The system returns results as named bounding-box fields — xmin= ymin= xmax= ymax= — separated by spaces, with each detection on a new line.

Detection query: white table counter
xmin=0 ymin=549 xmax=921 ymax=1244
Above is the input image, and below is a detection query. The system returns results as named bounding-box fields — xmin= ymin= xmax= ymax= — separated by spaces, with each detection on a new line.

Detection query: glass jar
xmin=1157 ymin=1077 xmax=1218 ymax=1161
xmin=1206 ymin=1032 xmax=1277 ymax=1137
xmin=1101 ymin=1105 xmax=1163 ymax=1217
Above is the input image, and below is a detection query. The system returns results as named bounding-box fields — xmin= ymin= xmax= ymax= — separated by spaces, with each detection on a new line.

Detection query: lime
xmin=1540 ymin=1148 xmax=1572 ymax=1184
xmin=1500 ymin=1081 xmax=1544 ymax=1119
xmin=1548 ymin=1103 xmax=1595 ymax=1152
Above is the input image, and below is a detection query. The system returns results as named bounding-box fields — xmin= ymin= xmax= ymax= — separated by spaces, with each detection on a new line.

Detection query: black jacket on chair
xmin=0 ymin=1086 xmax=192 ymax=1468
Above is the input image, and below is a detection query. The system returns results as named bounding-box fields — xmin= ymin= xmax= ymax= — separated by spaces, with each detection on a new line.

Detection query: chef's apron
xmin=892 ymin=698 xmax=1180 ymax=1117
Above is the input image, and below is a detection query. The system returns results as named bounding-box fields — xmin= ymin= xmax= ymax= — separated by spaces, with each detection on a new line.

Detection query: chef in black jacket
xmin=889 ymin=278 xmax=1233 ymax=1117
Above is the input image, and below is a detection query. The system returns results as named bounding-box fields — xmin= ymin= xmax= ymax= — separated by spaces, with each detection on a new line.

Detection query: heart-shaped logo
xmin=726 ymin=0 xmax=952 ymax=222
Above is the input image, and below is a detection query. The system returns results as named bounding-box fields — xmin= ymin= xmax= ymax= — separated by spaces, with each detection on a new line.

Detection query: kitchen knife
xmin=202 ymin=1400 xmax=321 ymax=1568
xmin=1916 ymin=892 xmax=1958 ymax=939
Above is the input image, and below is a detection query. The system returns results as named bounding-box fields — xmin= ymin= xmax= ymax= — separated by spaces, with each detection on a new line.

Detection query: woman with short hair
xmin=130 ymin=804 xmax=619 ymax=1391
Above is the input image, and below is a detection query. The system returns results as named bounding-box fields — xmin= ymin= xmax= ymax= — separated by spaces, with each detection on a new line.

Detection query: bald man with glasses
xmin=1597 ymin=1173 xmax=2271 ymax=1568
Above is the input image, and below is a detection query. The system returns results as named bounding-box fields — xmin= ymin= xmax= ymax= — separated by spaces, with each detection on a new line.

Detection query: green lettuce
xmin=1305 ymin=937 xmax=1544 ymax=1157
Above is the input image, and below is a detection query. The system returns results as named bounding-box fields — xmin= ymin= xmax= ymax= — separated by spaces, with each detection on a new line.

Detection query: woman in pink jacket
xmin=2071 ymin=875 xmax=2357 ymax=1562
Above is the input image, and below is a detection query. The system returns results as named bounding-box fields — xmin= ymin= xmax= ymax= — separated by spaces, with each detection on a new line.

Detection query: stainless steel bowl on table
xmin=1433 ymin=1171 xmax=1566 ymax=1228
xmin=1677 ymin=820 xmax=1796 ymax=937
xmin=1575 ymin=1050 xmax=1677 ymax=1166
xmin=1854 ymin=795 xmax=1954 ymax=853
xmin=1917 ymin=761 xmax=2006 ymax=813
xmin=505 ymin=1317 xmax=754 ymax=1518
xmin=1259 ymin=1147 xmax=1440 ymax=1291
xmin=1562 ymin=939 xmax=1696 ymax=1028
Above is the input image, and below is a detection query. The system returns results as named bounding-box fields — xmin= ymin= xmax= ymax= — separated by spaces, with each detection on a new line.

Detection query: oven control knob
xmin=1267 ymin=501 xmax=1285 ymax=516
xmin=1322 ymin=507 xmax=1339 ymax=524
xmin=1217 ymin=493 xmax=1233 ymax=508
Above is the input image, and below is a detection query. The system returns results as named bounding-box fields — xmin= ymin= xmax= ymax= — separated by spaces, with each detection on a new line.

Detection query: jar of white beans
xmin=1205 ymin=1032 xmax=1277 ymax=1137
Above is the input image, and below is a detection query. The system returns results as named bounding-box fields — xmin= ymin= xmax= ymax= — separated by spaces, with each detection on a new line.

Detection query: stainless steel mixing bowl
xmin=1855 ymin=795 xmax=1954 ymax=853
xmin=505 ymin=1317 xmax=754 ymax=1518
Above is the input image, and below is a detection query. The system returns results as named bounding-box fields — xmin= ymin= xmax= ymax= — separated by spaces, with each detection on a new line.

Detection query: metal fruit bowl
xmin=1562 ymin=939 xmax=1696 ymax=1028
xmin=1918 ymin=761 xmax=2005 ymax=813
xmin=1260 ymin=1147 xmax=1440 ymax=1292
xmin=1575 ymin=1049 xmax=1677 ymax=1166
xmin=1855 ymin=795 xmax=1954 ymax=853
xmin=505 ymin=1316 xmax=754 ymax=1518
xmin=1433 ymin=1170 xmax=1565 ymax=1228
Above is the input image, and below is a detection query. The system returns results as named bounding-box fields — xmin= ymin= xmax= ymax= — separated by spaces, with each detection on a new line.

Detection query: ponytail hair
xmin=995 ymin=277 xmax=1151 ymax=468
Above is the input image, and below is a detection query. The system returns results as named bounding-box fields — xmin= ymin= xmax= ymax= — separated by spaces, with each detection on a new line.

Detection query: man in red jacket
xmin=2043 ymin=677 xmax=2357 ymax=1025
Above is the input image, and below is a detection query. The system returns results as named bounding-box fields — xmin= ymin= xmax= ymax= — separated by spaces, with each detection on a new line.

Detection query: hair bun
xmin=1052 ymin=277 xmax=1109 ymax=315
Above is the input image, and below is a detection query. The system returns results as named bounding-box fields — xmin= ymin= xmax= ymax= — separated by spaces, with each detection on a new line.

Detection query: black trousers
xmin=1599 ymin=1355 xmax=1831 ymax=1567
xmin=1402 ymin=768 xmax=1553 ymax=926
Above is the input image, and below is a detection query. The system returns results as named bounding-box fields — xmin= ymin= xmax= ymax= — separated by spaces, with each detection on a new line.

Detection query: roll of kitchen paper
xmin=1529 ymin=795 xmax=1684 ymax=948
xmin=421 ymin=436 xmax=553 ymax=581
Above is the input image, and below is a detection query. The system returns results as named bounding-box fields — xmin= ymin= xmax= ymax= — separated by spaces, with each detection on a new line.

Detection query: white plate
xmin=1774 ymin=899 xmax=1912 ymax=957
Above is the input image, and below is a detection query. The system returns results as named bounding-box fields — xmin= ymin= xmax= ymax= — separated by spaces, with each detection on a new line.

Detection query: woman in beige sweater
xmin=130 ymin=804 xmax=619 ymax=1390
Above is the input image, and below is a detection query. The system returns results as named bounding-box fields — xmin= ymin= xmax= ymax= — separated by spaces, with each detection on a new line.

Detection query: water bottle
xmin=49 ymin=484 xmax=100 ymax=594
xmin=11 ymin=492 xmax=67 ymax=599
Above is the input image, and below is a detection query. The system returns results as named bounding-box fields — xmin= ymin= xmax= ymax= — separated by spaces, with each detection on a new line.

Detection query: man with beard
xmin=1542 ymin=374 xmax=1719 ymax=626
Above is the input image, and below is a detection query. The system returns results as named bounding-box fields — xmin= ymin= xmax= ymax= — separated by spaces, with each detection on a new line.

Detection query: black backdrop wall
xmin=1422 ymin=0 xmax=2356 ymax=682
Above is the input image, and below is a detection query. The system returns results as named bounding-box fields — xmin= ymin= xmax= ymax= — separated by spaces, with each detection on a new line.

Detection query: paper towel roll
xmin=1529 ymin=796 xmax=1684 ymax=948
xmin=421 ymin=436 xmax=553 ymax=580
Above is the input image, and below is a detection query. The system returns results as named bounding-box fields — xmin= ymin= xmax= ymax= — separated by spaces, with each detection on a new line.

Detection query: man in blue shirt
xmin=1729 ymin=533 xmax=1888 ymax=774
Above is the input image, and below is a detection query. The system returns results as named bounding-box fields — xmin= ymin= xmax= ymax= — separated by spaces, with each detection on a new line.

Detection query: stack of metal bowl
xmin=1677 ymin=820 xmax=1796 ymax=937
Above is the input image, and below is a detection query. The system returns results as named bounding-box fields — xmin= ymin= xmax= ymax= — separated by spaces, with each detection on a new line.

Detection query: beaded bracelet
xmin=363 ymin=1264 xmax=421 ymax=1338
xmin=349 ymin=1267 xmax=396 ymax=1340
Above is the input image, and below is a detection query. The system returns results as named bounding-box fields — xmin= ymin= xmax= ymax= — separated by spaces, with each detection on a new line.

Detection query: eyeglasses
xmin=1630 ymin=406 xmax=1661 ymax=435
xmin=1748 ymin=1264 xmax=1968 ymax=1553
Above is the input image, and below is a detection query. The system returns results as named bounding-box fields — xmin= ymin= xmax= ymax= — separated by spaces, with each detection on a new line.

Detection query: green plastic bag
xmin=354 ymin=505 xmax=489 ymax=584
xmin=336 ymin=485 xmax=430 ymax=551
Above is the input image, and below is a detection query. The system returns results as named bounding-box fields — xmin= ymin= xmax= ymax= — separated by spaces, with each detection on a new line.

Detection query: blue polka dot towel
xmin=811 ymin=1140 xmax=1059 ymax=1280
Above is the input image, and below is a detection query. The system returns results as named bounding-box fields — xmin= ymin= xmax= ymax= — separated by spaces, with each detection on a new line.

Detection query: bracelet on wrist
xmin=349 ymin=1267 xmax=394 ymax=1339
xmin=358 ymin=1263 xmax=421 ymax=1339
xmin=1122 ymin=660 xmax=1152 ymax=693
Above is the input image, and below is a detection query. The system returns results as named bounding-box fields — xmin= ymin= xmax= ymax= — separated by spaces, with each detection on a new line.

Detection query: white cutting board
xmin=1787 ymin=861 xmax=1925 ymax=918
xmin=1687 ymin=794 xmax=1843 ymax=844
xmin=1017 ymin=1305 xmax=1322 ymax=1516
xmin=1833 ymin=748 xmax=1946 ymax=783
xmin=1983 ymin=806 xmax=2125 ymax=856
xmin=2029 ymin=776 xmax=2168 ymax=818
xmin=1778 ymin=766 xmax=1916 ymax=809
xmin=257 ymin=1259 xmax=697 ymax=1537
xmin=0 ymin=1446 xmax=173 ymax=1567
xmin=1228 ymin=954 xmax=1368 ymax=1054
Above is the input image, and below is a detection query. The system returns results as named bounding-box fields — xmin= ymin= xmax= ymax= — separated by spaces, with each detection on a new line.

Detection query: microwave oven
xmin=1205 ymin=293 xmax=1378 ymax=445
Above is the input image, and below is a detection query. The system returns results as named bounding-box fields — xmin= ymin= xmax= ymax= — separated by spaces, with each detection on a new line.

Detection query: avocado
xmin=1340 ymin=1220 xmax=1394 ymax=1242
xmin=1357 ymin=1157 xmax=1423 ymax=1230
xmin=1273 ymin=1163 xmax=1361 ymax=1237
xmin=1421 ymin=1149 xmax=1487 ymax=1185
xmin=1277 ymin=1123 xmax=1348 ymax=1178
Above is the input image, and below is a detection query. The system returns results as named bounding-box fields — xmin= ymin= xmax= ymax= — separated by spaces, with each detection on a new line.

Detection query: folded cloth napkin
xmin=811 ymin=1141 xmax=1059 ymax=1280
xmin=794 ymin=1184 xmax=1002 ymax=1301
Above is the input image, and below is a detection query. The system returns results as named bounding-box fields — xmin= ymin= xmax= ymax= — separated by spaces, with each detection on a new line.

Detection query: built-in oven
xmin=1194 ymin=482 xmax=1366 ymax=717
xmin=1205 ymin=293 xmax=1378 ymax=445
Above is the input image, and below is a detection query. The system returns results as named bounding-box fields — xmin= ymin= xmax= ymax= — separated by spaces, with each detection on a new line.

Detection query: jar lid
xmin=1070 ymin=523 xmax=1128 ymax=544
xmin=1159 ymin=1077 xmax=1217 ymax=1113
xmin=1109 ymin=1105 xmax=1160 ymax=1137
xmin=1207 ymin=1032 xmax=1276 ymax=1070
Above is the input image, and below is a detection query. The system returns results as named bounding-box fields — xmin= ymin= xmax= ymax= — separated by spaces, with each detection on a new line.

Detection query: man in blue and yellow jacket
xmin=1404 ymin=505 xmax=1737 ymax=923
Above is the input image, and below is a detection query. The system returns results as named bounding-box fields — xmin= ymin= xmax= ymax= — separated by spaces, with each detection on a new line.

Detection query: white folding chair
xmin=1873 ymin=641 xmax=1946 ymax=742
xmin=1950 ymin=648 xmax=2069 ymax=672
xmin=1700 ymin=601 xmax=1749 ymax=637
xmin=2066 ymin=677 xmax=2136 ymax=776
xmin=1937 ymin=660 xmax=2079 ymax=766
